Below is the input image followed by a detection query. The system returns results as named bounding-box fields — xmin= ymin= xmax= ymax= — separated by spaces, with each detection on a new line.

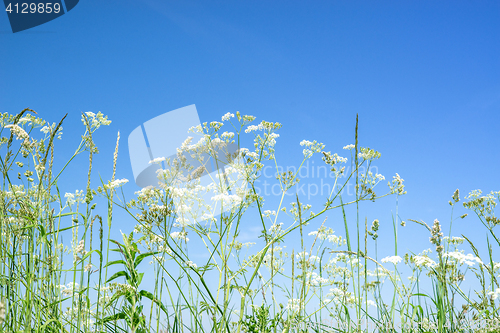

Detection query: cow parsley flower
xmin=221 ymin=112 xmax=234 ymax=121
xmin=488 ymin=288 xmax=500 ymax=300
xmin=104 ymin=178 xmax=129 ymax=190
xmin=381 ymin=255 xmax=402 ymax=265
xmin=343 ymin=144 xmax=355 ymax=150
xmin=185 ymin=261 xmax=197 ymax=269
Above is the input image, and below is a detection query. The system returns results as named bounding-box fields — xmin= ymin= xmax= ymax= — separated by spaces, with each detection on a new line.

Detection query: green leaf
xmin=100 ymin=312 xmax=126 ymax=323
xmin=134 ymin=252 xmax=156 ymax=268
xmin=137 ymin=272 xmax=144 ymax=285
xmin=139 ymin=289 xmax=169 ymax=315
xmin=103 ymin=259 xmax=128 ymax=268
xmin=106 ymin=270 xmax=130 ymax=283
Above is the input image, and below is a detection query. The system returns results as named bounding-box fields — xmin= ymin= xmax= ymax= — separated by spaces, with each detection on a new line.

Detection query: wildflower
xmin=381 ymin=256 xmax=402 ymax=265
xmin=221 ymin=131 xmax=235 ymax=141
xmin=307 ymin=272 xmax=329 ymax=286
xmin=185 ymin=261 xmax=197 ymax=269
xmin=488 ymin=288 xmax=500 ymax=300
xmin=65 ymin=190 xmax=84 ymax=206
xmin=40 ymin=125 xmax=51 ymax=134
xmin=149 ymin=157 xmax=166 ymax=164
xmin=442 ymin=251 xmax=483 ymax=266
xmin=268 ymin=222 xmax=284 ymax=233
xmin=300 ymin=140 xmax=313 ymax=146
xmin=211 ymin=193 xmax=242 ymax=205
xmin=221 ymin=112 xmax=234 ymax=121
xmin=358 ymin=147 xmax=381 ymax=160
xmin=303 ymin=149 xmax=313 ymax=159
xmin=245 ymin=124 xmax=264 ymax=133
xmin=343 ymin=144 xmax=355 ymax=150
xmin=81 ymin=111 xmax=111 ymax=129
xmin=60 ymin=282 xmax=79 ymax=296
xmin=412 ymin=255 xmax=437 ymax=268
xmin=170 ymin=231 xmax=189 ymax=242
xmin=5 ymin=124 xmax=30 ymax=146
xmin=263 ymin=210 xmax=276 ymax=218
xmin=389 ymin=173 xmax=406 ymax=195
xmin=104 ymin=178 xmax=129 ymax=190
xmin=285 ymin=298 xmax=303 ymax=312
xmin=84 ymin=262 xmax=93 ymax=272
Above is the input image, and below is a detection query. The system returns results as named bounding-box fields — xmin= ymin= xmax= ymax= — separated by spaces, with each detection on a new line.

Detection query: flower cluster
xmin=381 ymin=255 xmax=402 ymax=265
xmin=358 ymin=147 xmax=381 ymax=160
xmin=389 ymin=173 xmax=406 ymax=195
xmin=4 ymin=124 xmax=31 ymax=149
xmin=300 ymin=140 xmax=325 ymax=159
xmin=170 ymin=231 xmax=189 ymax=242
xmin=81 ymin=111 xmax=111 ymax=130
xmin=411 ymin=255 xmax=437 ymax=269
xmin=221 ymin=112 xmax=234 ymax=121
xmin=285 ymin=298 xmax=304 ymax=312
xmin=442 ymin=251 xmax=483 ymax=266
xmin=488 ymin=288 xmax=500 ymax=301
xmin=59 ymin=282 xmax=80 ymax=296
xmin=103 ymin=178 xmax=129 ymax=190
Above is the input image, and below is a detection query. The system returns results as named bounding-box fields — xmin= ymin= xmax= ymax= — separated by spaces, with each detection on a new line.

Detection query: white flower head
xmin=104 ymin=178 xmax=129 ymax=190
xmin=381 ymin=255 xmax=402 ymax=265
xmin=343 ymin=144 xmax=355 ymax=150
xmin=222 ymin=112 xmax=234 ymax=121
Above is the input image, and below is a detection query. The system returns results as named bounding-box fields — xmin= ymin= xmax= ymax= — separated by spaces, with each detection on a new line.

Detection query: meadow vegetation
xmin=0 ymin=108 xmax=499 ymax=332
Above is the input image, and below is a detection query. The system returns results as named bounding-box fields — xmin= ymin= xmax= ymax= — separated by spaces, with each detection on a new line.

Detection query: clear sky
xmin=1 ymin=0 xmax=500 ymax=305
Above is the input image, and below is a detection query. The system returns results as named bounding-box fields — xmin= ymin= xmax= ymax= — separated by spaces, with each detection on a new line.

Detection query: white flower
xmin=285 ymin=298 xmax=303 ymax=312
xmin=65 ymin=190 xmax=84 ymax=206
xmin=263 ymin=210 xmax=276 ymax=218
xmin=222 ymin=112 xmax=234 ymax=121
xmin=149 ymin=157 xmax=165 ymax=164
xmin=104 ymin=178 xmax=129 ymax=190
xmin=40 ymin=126 xmax=51 ymax=134
xmin=244 ymin=124 xmax=263 ymax=133
xmin=221 ymin=131 xmax=235 ymax=141
xmin=185 ymin=261 xmax=197 ymax=269
xmin=5 ymin=124 xmax=29 ymax=143
xmin=59 ymin=282 xmax=79 ymax=296
xmin=442 ymin=251 xmax=482 ymax=266
xmin=211 ymin=193 xmax=242 ymax=205
xmin=170 ymin=231 xmax=189 ymax=242
xmin=303 ymin=149 xmax=313 ymax=159
xmin=268 ymin=222 xmax=284 ymax=233
xmin=300 ymin=140 xmax=313 ymax=146
xmin=381 ymin=255 xmax=402 ymax=265
xmin=487 ymin=288 xmax=500 ymax=300
xmin=81 ymin=111 xmax=111 ymax=129
xmin=413 ymin=255 xmax=437 ymax=268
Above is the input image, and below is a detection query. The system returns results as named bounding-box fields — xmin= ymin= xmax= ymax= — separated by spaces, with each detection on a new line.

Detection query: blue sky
xmin=1 ymin=0 xmax=500 ymax=305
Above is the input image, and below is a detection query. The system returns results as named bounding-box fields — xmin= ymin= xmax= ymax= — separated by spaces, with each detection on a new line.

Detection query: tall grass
xmin=0 ymin=109 xmax=499 ymax=332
